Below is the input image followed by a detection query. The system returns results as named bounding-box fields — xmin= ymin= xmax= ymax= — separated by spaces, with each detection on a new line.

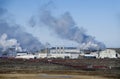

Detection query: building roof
xmin=51 ymin=47 xmax=77 ymax=49
xmin=17 ymin=51 xmax=28 ymax=53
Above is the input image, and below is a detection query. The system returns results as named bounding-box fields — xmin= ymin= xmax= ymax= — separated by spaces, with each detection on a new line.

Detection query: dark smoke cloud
xmin=39 ymin=9 xmax=105 ymax=50
xmin=0 ymin=0 xmax=44 ymax=51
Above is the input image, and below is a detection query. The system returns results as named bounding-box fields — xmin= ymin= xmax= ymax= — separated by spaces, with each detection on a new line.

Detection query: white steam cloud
xmin=0 ymin=33 xmax=22 ymax=51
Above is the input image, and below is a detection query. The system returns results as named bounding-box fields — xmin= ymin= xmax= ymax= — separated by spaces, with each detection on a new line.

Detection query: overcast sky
xmin=3 ymin=0 xmax=120 ymax=48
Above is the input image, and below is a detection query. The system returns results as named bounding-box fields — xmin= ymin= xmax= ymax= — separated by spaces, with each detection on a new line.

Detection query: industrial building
xmin=37 ymin=47 xmax=80 ymax=59
xmin=36 ymin=52 xmax=47 ymax=58
xmin=15 ymin=51 xmax=35 ymax=59
xmin=99 ymin=49 xmax=120 ymax=58
xmin=49 ymin=47 xmax=80 ymax=59
xmin=1 ymin=46 xmax=120 ymax=59
xmin=36 ymin=47 xmax=120 ymax=59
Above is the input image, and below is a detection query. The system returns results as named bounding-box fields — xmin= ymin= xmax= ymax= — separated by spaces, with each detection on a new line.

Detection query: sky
xmin=1 ymin=0 xmax=120 ymax=48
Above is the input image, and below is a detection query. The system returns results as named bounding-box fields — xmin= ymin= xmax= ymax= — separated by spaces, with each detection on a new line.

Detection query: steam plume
xmin=0 ymin=33 xmax=22 ymax=51
xmin=39 ymin=10 xmax=105 ymax=50
xmin=0 ymin=21 xmax=43 ymax=51
xmin=0 ymin=0 xmax=43 ymax=51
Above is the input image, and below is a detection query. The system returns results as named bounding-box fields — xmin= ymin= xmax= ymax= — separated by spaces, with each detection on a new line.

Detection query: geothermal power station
xmin=1 ymin=2 xmax=118 ymax=60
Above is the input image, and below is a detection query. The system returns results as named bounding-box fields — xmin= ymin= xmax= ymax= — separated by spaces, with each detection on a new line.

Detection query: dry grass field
xmin=0 ymin=58 xmax=120 ymax=79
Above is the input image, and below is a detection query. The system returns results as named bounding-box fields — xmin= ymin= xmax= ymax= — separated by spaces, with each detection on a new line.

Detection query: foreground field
xmin=0 ymin=58 xmax=120 ymax=79
xmin=0 ymin=74 xmax=112 ymax=79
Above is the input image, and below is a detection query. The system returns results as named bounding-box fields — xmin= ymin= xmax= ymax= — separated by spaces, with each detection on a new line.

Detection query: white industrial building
xmin=80 ymin=52 xmax=99 ymax=58
xmin=99 ymin=49 xmax=120 ymax=58
xmin=36 ymin=53 xmax=47 ymax=58
xmin=49 ymin=47 xmax=80 ymax=59
xmin=37 ymin=47 xmax=80 ymax=59
xmin=14 ymin=47 xmax=120 ymax=59
xmin=36 ymin=47 xmax=120 ymax=59
xmin=15 ymin=52 xmax=35 ymax=59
